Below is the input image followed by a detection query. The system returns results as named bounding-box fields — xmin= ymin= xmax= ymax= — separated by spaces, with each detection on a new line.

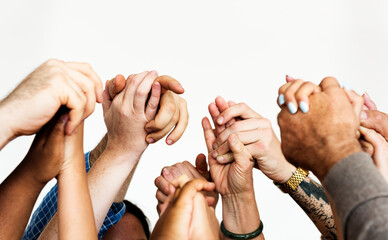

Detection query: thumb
xmin=155 ymin=75 xmax=184 ymax=94
xmin=361 ymin=110 xmax=388 ymax=141
xmin=195 ymin=154 xmax=210 ymax=180
xmin=228 ymin=134 xmax=254 ymax=166
xmin=108 ymin=74 xmax=126 ymax=99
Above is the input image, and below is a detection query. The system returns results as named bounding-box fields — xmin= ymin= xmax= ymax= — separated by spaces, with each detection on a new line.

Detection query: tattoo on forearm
xmin=289 ymin=177 xmax=337 ymax=240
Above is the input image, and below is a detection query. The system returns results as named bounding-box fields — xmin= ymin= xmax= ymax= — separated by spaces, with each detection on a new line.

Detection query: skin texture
xmin=278 ymin=77 xmax=363 ymax=181
xmin=0 ymin=112 xmax=68 ymax=239
xmin=154 ymin=156 xmax=218 ymax=215
xmin=210 ymin=96 xmax=337 ymax=239
xmin=151 ymin=177 xmax=219 ymax=240
xmin=202 ymin=116 xmax=264 ymax=240
xmin=57 ymin=122 xmax=97 ymax=240
xmin=0 ymin=59 xmax=103 ymax=149
xmin=39 ymin=71 xmax=162 ymax=239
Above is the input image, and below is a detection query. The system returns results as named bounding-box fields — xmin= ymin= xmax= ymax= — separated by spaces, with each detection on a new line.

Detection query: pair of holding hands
xmin=278 ymin=76 xmax=388 ymax=181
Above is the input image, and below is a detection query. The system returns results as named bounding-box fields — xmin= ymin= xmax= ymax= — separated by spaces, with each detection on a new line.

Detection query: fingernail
xmin=217 ymin=116 xmax=224 ymax=125
xmin=342 ymin=82 xmax=352 ymax=90
xmin=361 ymin=111 xmax=367 ymax=120
xmin=147 ymin=138 xmax=155 ymax=143
xmin=216 ymin=156 xmax=224 ymax=162
xmin=166 ymin=139 xmax=173 ymax=145
xmin=278 ymin=94 xmax=285 ymax=105
xmin=150 ymin=70 xmax=157 ymax=75
xmin=299 ymin=101 xmax=309 ymax=113
xmin=287 ymin=102 xmax=297 ymax=114
xmin=211 ymin=151 xmax=218 ymax=158
xmin=363 ymin=91 xmax=371 ymax=100
xmin=146 ymin=128 xmax=152 ymax=133
xmin=212 ymin=142 xmax=218 ymax=149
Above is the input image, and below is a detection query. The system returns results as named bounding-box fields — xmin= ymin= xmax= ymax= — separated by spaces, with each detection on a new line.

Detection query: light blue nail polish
xmin=278 ymin=94 xmax=285 ymax=105
xmin=287 ymin=102 xmax=297 ymax=114
xmin=341 ymin=82 xmax=352 ymax=90
xmin=299 ymin=101 xmax=309 ymax=113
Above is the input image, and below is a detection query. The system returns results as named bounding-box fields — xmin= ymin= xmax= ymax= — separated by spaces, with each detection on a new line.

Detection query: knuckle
xmin=45 ymin=58 xmax=62 ymax=66
xmin=284 ymin=92 xmax=294 ymax=102
xmin=239 ymin=102 xmax=248 ymax=110
xmin=231 ymin=122 xmax=239 ymax=131
xmin=261 ymin=118 xmax=272 ymax=128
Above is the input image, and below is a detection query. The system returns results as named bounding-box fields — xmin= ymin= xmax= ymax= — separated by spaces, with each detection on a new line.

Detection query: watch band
xmin=275 ymin=167 xmax=309 ymax=193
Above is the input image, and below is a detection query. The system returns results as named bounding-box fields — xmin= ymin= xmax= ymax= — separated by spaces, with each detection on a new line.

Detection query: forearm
xmin=57 ymin=156 xmax=96 ymax=240
xmin=288 ymin=177 xmax=337 ymax=239
xmin=0 ymin=161 xmax=45 ymax=239
xmin=87 ymin=148 xmax=141 ymax=230
xmin=221 ymin=192 xmax=264 ymax=240
xmin=89 ymin=134 xmax=108 ymax=167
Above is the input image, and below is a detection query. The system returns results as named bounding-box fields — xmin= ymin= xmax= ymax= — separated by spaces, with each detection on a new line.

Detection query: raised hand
xmin=210 ymin=97 xmax=296 ymax=184
xmin=0 ymin=59 xmax=103 ymax=149
xmin=102 ymin=71 xmax=161 ymax=157
xmin=154 ymin=155 xmax=218 ymax=215
xmin=151 ymin=176 xmax=219 ymax=240
xmin=103 ymin=74 xmax=188 ymax=145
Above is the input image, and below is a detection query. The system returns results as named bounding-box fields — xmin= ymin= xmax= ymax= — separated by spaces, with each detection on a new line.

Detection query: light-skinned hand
xmin=0 ymin=59 xmax=103 ymax=146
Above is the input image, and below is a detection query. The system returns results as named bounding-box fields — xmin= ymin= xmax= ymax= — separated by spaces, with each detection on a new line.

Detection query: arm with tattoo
xmin=288 ymin=176 xmax=337 ymax=240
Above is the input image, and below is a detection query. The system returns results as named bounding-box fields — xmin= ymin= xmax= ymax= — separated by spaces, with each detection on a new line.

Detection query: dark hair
xmin=123 ymin=200 xmax=151 ymax=239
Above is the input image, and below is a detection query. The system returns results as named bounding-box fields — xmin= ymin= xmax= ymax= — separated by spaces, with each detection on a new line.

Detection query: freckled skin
xmin=103 ymin=213 xmax=147 ymax=240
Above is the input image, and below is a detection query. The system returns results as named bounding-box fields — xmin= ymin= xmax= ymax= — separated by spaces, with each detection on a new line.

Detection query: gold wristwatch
xmin=275 ymin=167 xmax=309 ymax=193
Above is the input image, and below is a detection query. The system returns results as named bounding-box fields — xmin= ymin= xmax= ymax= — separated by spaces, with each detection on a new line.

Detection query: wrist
xmin=101 ymin=145 xmax=142 ymax=165
xmin=314 ymin=139 xmax=363 ymax=181
xmin=221 ymin=191 xmax=261 ymax=234
xmin=0 ymin=102 xmax=16 ymax=149
xmin=271 ymin=160 xmax=297 ymax=184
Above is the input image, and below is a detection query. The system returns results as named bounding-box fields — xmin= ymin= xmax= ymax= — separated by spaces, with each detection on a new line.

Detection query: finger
xmin=216 ymin=103 xmax=261 ymax=125
xmin=165 ymin=97 xmax=188 ymax=145
xmin=294 ymin=81 xmax=321 ymax=113
xmin=345 ymin=89 xmax=364 ymax=118
xmin=286 ymin=75 xmax=296 ymax=82
xmin=64 ymin=67 xmax=97 ymax=119
xmin=277 ymin=82 xmax=292 ymax=106
xmin=215 ymin=118 xmax=270 ymax=147
xmin=195 ymin=153 xmax=210 ymax=179
xmin=170 ymin=174 xmax=191 ymax=189
xmin=283 ymin=79 xmax=305 ymax=114
xmin=208 ymin=102 xmax=223 ymax=134
xmin=145 ymin=91 xmax=177 ymax=132
xmin=360 ymin=110 xmax=388 ymax=141
xmin=202 ymin=117 xmax=216 ymax=152
xmin=108 ymin=74 xmax=127 ymax=99
xmin=216 ymin=152 xmax=234 ymax=164
xmin=216 ymin=96 xmax=236 ymax=131
xmin=363 ymin=92 xmax=377 ymax=110
xmin=145 ymin=82 xmax=162 ymax=120
xmin=64 ymin=80 xmax=88 ymax=135
xmin=160 ymin=192 xmax=174 ymax=216
xmin=155 ymin=75 xmax=184 ymax=94
xmin=46 ymin=113 xmax=68 ymax=145
xmin=226 ymin=101 xmax=237 ymax=128
xmin=156 ymin=190 xmax=168 ymax=203
xmin=102 ymin=80 xmax=112 ymax=113
xmin=175 ymin=179 xmax=215 ymax=207
xmin=360 ymin=139 xmax=374 ymax=156
xmin=360 ymin=126 xmax=386 ymax=147
xmin=65 ymin=62 xmax=103 ymax=103
xmin=123 ymin=71 xmax=149 ymax=103
xmin=155 ymin=175 xmax=171 ymax=195
xmin=146 ymin=106 xmax=179 ymax=144
xmin=134 ymin=70 xmax=158 ymax=113
xmin=319 ymin=76 xmax=341 ymax=91
xmin=166 ymin=164 xmax=190 ymax=179
xmin=228 ymin=133 xmax=254 ymax=165
xmin=181 ymin=161 xmax=205 ymax=179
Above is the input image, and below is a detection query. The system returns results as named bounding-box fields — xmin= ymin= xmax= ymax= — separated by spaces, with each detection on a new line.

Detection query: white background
xmin=1 ymin=1 xmax=388 ymax=239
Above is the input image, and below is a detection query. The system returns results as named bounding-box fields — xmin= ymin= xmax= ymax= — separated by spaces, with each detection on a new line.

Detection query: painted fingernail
xmin=217 ymin=116 xmax=224 ymax=125
xmin=147 ymin=138 xmax=155 ymax=143
xmin=216 ymin=156 xmax=224 ymax=162
xmin=287 ymin=102 xmax=297 ymax=114
xmin=278 ymin=94 xmax=285 ymax=105
xmin=361 ymin=111 xmax=367 ymax=120
xmin=341 ymin=82 xmax=352 ymax=90
xmin=299 ymin=101 xmax=309 ymax=113
xmin=211 ymin=151 xmax=218 ymax=158
xmin=212 ymin=142 xmax=218 ymax=149
xmin=167 ymin=139 xmax=173 ymax=145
